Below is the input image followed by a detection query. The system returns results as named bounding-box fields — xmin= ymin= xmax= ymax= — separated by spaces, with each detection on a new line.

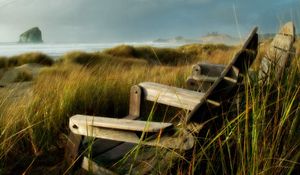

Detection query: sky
xmin=0 ymin=0 xmax=299 ymax=43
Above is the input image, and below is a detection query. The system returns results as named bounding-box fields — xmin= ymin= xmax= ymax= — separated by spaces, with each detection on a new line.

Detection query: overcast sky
xmin=0 ymin=0 xmax=299 ymax=43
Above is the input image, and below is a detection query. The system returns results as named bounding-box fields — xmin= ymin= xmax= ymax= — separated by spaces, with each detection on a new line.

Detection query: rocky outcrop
xmin=19 ymin=27 xmax=43 ymax=43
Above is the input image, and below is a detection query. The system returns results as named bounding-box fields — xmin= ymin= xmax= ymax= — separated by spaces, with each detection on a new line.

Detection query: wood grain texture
xmin=188 ymin=75 xmax=218 ymax=83
xmin=128 ymin=85 xmax=142 ymax=119
xmin=64 ymin=132 xmax=82 ymax=167
xmin=139 ymin=82 xmax=205 ymax=110
xmin=187 ymin=63 xmax=226 ymax=92
xmin=259 ymin=22 xmax=295 ymax=81
xmin=81 ymin=157 xmax=118 ymax=175
xmin=70 ymin=115 xmax=173 ymax=132
xmin=193 ymin=63 xmax=226 ymax=77
xmin=279 ymin=21 xmax=295 ymax=36
xmin=186 ymin=76 xmax=212 ymax=92
xmin=270 ymin=34 xmax=294 ymax=51
xmin=70 ymin=122 xmax=194 ymax=150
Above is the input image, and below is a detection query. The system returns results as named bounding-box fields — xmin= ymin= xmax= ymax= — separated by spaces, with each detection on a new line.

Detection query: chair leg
xmin=64 ymin=132 xmax=83 ymax=171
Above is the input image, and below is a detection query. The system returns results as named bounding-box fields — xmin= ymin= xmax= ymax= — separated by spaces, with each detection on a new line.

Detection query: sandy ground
xmin=0 ymin=63 xmax=45 ymax=105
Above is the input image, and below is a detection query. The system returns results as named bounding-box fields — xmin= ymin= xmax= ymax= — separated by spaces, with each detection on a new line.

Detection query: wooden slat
xmin=81 ymin=157 xmax=118 ymax=175
xmin=186 ymin=76 xmax=212 ymax=92
xmin=206 ymin=99 xmax=221 ymax=107
xmin=88 ymin=139 xmax=124 ymax=156
xmin=139 ymin=82 xmax=205 ymax=110
xmin=270 ymin=34 xmax=294 ymax=51
xmin=193 ymin=63 xmax=225 ymax=77
xmin=70 ymin=123 xmax=194 ymax=150
xmin=64 ymin=132 xmax=82 ymax=166
xmin=189 ymin=75 xmax=218 ymax=83
xmin=267 ymin=46 xmax=291 ymax=60
xmin=224 ymin=76 xmax=238 ymax=84
xmin=187 ymin=63 xmax=228 ymax=92
xmin=70 ymin=115 xmax=173 ymax=132
xmin=92 ymin=142 xmax=135 ymax=162
xmin=259 ymin=57 xmax=272 ymax=78
xmin=267 ymin=47 xmax=290 ymax=64
xmin=71 ymin=123 xmax=140 ymax=143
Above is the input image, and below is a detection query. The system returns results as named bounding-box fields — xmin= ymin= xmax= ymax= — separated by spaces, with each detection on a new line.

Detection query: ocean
xmin=0 ymin=42 xmax=185 ymax=58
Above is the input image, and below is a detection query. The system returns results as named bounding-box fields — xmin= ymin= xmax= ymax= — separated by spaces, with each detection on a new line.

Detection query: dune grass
xmin=0 ymin=52 xmax=53 ymax=69
xmin=0 ymin=41 xmax=299 ymax=174
xmin=0 ymin=59 xmax=191 ymax=173
xmin=112 ymin=56 xmax=299 ymax=175
xmin=59 ymin=51 xmax=148 ymax=67
xmin=103 ymin=44 xmax=235 ymax=65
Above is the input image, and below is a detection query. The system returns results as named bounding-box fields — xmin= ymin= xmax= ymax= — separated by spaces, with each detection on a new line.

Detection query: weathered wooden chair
xmin=187 ymin=22 xmax=296 ymax=91
xmin=65 ymin=27 xmax=259 ymax=174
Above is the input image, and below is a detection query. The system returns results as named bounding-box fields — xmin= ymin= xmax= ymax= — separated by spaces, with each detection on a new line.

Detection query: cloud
xmin=0 ymin=0 xmax=298 ymax=42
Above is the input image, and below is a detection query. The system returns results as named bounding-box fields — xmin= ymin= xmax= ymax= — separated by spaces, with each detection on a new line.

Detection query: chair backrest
xmin=259 ymin=22 xmax=296 ymax=81
xmin=187 ymin=27 xmax=258 ymax=124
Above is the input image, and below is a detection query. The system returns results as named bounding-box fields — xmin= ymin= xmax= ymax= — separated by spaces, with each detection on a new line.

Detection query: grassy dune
xmin=0 ymin=42 xmax=299 ymax=174
xmin=0 ymin=52 xmax=53 ymax=69
xmin=103 ymin=44 xmax=233 ymax=65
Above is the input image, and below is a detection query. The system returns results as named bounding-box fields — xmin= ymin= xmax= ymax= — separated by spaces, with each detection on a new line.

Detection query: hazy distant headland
xmin=153 ymin=33 xmax=295 ymax=45
xmin=153 ymin=32 xmax=240 ymax=45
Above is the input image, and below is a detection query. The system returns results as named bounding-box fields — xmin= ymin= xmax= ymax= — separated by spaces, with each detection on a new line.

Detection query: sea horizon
xmin=0 ymin=41 xmax=187 ymax=58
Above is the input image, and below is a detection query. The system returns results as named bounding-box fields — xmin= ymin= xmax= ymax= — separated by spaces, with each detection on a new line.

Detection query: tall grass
xmin=98 ymin=45 xmax=299 ymax=174
xmin=0 ymin=59 xmax=191 ymax=173
xmin=111 ymin=56 xmax=299 ymax=175
xmin=0 ymin=52 xmax=53 ymax=69
xmin=59 ymin=51 xmax=148 ymax=67
xmin=104 ymin=44 xmax=235 ymax=65
xmin=0 ymin=41 xmax=298 ymax=174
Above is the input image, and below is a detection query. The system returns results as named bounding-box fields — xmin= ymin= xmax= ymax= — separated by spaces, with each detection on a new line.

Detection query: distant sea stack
xmin=19 ymin=27 xmax=43 ymax=43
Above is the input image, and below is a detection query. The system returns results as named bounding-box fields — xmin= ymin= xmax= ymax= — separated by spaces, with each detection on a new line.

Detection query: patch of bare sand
xmin=0 ymin=63 xmax=45 ymax=105
xmin=0 ymin=63 xmax=44 ymax=84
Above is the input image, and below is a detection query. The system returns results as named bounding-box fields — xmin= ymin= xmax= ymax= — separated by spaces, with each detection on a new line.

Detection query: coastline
xmin=0 ymin=42 xmax=187 ymax=58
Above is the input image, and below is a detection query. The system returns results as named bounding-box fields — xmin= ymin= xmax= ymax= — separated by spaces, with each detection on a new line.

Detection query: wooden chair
xmin=65 ymin=27 xmax=259 ymax=174
xmin=187 ymin=22 xmax=296 ymax=92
